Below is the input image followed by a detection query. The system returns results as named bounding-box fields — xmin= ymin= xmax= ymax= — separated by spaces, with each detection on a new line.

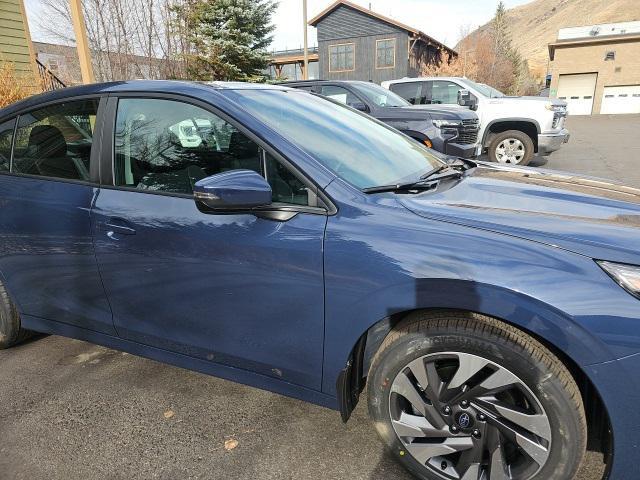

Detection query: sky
xmin=24 ymin=0 xmax=532 ymax=51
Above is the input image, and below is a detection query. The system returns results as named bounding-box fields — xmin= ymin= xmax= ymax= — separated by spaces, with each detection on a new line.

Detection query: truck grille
xmin=456 ymin=119 xmax=480 ymax=144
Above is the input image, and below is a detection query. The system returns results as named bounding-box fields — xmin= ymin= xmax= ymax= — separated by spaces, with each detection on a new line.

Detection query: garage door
xmin=557 ymin=73 xmax=597 ymax=115
xmin=601 ymin=86 xmax=640 ymax=114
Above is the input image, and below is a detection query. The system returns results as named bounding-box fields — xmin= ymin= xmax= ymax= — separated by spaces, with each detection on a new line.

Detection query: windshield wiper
xmin=362 ymin=180 xmax=438 ymax=194
xmin=420 ymin=165 xmax=465 ymax=180
xmin=362 ymin=170 xmax=463 ymax=194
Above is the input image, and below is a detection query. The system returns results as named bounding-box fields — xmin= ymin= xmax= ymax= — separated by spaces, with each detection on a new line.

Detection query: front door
xmin=92 ymin=97 xmax=326 ymax=389
xmin=0 ymin=99 xmax=115 ymax=335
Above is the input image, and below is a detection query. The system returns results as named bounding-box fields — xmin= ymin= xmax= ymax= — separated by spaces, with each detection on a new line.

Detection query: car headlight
xmin=545 ymin=103 xmax=566 ymax=113
xmin=433 ymin=120 xmax=462 ymax=128
xmin=598 ymin=261 xmax=640 ymax=299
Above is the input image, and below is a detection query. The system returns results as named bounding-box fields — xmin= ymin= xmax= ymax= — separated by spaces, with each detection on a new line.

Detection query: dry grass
xmin=0 ymin=61 xmax=39 ymax=109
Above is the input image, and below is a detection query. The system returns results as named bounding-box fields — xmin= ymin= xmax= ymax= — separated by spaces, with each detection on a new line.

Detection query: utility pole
xmin=302 ymin=0 xmax=309 ymax=80
xmin=69 ymin=0 xmax=95 ymax=84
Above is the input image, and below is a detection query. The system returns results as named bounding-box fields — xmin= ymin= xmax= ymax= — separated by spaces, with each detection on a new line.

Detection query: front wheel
xmin=0 ymin=281 xmax=31 ymax=349
xmin=367 ymin=311 xmax=586 ymax=480
xmin=487 ymin=130 xmax=535 ymax=166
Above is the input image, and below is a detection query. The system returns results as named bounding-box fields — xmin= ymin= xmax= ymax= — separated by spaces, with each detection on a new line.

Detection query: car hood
xmin=399 ymin=164 xmax=640 ymax=264
xmin=406 ymin=104 xmax=479 ymax=120
xmin=492 ymin=95 xmax=567 ymax=107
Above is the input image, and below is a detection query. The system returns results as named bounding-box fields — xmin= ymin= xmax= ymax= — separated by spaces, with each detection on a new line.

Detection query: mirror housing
xmin=350 ymin=102 xmax=370 ymax=113
xmin=457 ymin=89 xmax=478 ymax=110
xmin=194 ymin=170 xmax=272 ymax=210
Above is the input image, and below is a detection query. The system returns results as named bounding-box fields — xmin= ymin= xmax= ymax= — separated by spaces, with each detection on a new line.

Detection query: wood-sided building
xmin=0 ymin=0 xmax=38 ymax=84
xmin=309 ymin=0 xmax=456 ymax=84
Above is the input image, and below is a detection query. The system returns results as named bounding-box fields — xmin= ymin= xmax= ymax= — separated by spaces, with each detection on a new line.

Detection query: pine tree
xmin=177 ymin=0 xmax=277 ymax=81
xmin=490 ymin=1 xmax=530 ymax=95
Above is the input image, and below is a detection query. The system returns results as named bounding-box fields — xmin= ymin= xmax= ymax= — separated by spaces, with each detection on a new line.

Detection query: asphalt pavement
xmin=2 ymin=114 xmax=639 ymax=480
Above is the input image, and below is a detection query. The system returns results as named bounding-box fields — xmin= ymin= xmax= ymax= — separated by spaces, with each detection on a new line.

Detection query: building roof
xmin=548 ymin=31 xmax=640 ymax=61
xmin=308 ymin=0 xmax=456 ymax=56
xmin=557 ymin=20 xmax=640 ymax=41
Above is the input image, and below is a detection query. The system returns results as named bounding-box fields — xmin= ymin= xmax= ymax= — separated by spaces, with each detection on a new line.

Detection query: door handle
xmin=102 ymin=218 xmax=136 ymax=236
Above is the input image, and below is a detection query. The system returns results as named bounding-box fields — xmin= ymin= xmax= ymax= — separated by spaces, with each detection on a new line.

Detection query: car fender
xmin=356 ymin=279 xmax=611 ymax=374
xmin=321 ymin=187 xmax=622 ymax=397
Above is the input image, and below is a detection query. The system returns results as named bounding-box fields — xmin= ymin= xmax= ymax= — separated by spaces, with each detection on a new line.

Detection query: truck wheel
xmin=488 ymin=130 xmax=534 ymax=166
xmin=0 ymin=281 xmax=31 ymax=349
xmin=367 ymin=310 xmax=586 ymax=480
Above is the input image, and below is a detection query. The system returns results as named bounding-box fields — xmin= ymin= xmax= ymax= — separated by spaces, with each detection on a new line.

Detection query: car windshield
xmin=228 ymin=89 xmax=442 ymax=189
xmin=459 ymin=78 xmax=505 ymax=98
xmin=352 ymin=82 xmax=410 ymax=108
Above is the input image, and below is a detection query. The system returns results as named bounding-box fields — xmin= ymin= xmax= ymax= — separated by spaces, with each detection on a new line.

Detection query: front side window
xmin=329 ymin=43 xmax=354 ymax=72
xmin=429 ymin=81 xmax=462 ymax=105
xmin=320 ymin=85 xmax=361 ymax=107
xmin=228 ymin=89 xmax=442 ymax=190
xmin=12 ymin=100 xmax=98 ymax=181
xmin=114 ymin=98 xmax=309 ymax=205
xmin=353 ymin=82 xmax=409 ymax=108
xmin=0 ymin=119 xmax=15 ymax=172
xmin=389 ymin=82 xmax=423 ymax=105
xmin=376 ymin=39 xmax=396 ymax=69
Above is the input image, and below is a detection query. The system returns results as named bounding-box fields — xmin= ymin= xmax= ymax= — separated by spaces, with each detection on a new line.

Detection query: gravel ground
xmin=2 ymin=114 xmax=638 ymax=480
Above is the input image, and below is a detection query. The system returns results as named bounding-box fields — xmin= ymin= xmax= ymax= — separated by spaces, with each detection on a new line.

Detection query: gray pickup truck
xmin=283 ymin=80 xmax=481 ymax=158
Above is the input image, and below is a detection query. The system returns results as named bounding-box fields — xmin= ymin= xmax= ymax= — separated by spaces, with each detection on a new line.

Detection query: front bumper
xmin=585 ymin=352 xmax=640 ymax=479
xmin=444 ymin=141 xmax=478 ymax=159
xmin=538 ymin=128 xmax=570 ymax=156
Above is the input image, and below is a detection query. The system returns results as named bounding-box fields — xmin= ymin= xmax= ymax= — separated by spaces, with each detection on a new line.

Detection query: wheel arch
xmin=335 ymin=283 xmax=613 ymax=461
xmin=401 ymin=129 xmax=432 ymax=147
xmin=482 ymin=118 xmax=540 ymax=152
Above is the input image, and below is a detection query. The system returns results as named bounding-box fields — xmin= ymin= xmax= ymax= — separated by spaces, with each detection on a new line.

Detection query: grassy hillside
xmin=459 ymin=0 xmax=640 ymax=77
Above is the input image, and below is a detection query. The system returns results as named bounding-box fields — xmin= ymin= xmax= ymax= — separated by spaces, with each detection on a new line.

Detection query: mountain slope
xmin=459 ymin=0 xmax=640 ymax=76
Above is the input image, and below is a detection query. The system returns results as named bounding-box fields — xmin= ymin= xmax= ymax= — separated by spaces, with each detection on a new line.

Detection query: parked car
xmin=283 ymin=80 xmax=481 ymax=158
xmin=382 ymin=77 xmax=570 ymax=166
xmin=2 ymin=80 xmax=640 ymax=480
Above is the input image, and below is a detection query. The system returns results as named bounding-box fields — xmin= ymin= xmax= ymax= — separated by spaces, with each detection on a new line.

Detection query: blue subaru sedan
xmin=0 ymin=81 xmax=638 ymax=480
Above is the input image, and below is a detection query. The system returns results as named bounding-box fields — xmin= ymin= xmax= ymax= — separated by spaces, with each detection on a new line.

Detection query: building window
xmin=329 ymin=43 xmax=355 ymax=72
xmin=376 ymin=39 xmax=395 ymax=69
xmin=604 ymin=51 xmax=615 ymax=61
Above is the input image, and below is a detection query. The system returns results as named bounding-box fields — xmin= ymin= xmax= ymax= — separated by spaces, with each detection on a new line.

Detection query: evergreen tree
xmin=490 ymin=1 xmax=529 ymax=95
xmin=177 ymin=0 xmax=277 ymax=81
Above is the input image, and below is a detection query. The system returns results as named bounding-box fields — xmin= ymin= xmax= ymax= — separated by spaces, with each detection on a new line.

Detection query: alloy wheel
xmin=389 ymin=352 xmax=551 ymax=480
xmin=495 ymin=138 xmax=526 ymax=164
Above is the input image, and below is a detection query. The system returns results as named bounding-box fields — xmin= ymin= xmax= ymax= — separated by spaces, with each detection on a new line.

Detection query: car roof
xmin=382 ymin=77 xmax=464 ymax=85
xmin=0 ymin=80 xmax=290 ymax=119
xmin=282 ymin=80 xmax=372 ymax=86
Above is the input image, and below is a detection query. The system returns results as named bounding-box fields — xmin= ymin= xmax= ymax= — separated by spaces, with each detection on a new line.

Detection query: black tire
xmin=487 ymin=130 xmax=535 ymax=166
xmin=0 ymin=280 xmax=31 ymax=349
xmin=367 ymin=310 xmax=586 ymax=480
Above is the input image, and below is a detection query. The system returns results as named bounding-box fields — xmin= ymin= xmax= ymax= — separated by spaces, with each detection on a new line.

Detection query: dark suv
xmin=283 ymin=80 xmax=481 ymax=158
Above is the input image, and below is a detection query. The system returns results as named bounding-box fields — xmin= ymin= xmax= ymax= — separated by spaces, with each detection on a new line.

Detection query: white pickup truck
xmin=381 ymin=77 xmax=570 ymax=166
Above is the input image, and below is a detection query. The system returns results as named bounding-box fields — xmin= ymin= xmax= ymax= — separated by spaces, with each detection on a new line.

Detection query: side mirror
xmin=457 ymin=89 xmax=477 ymax=110
xmin=194 ymin=170 xmax=272 ymax=211
xmin=350 ymin=102 xmax=370 ymax=113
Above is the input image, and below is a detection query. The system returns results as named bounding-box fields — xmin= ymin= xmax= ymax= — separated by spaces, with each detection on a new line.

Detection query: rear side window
xmin=12 ymin=100 xmax=99 ymax=181
xmin=0 ymin=119 xmax=15 ymax=172
xmin=390 ymin=82 xmax=422 ymax=105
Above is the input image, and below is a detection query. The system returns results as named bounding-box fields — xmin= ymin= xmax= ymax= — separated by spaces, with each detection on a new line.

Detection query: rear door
xmin=0 ymin=98 xmax=115 ymax=334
